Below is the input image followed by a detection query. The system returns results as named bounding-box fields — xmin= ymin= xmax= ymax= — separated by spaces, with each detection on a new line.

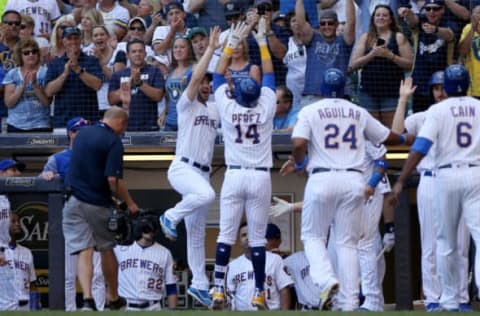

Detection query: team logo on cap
xmin=226 ymin=3 xmax=235 ymax=10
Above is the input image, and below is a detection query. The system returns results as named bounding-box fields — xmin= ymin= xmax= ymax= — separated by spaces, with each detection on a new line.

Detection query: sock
xmin=250 ymin=246 xmax=266 ymax=291
xmin=214 ymin=243 xmax=231 ymax=289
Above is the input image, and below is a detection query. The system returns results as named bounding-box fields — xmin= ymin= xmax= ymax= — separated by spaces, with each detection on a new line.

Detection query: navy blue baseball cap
xmin=0 ymin=159 xmax=25 ymax=172
xmin=266 ymin=223 xmax=281 ymax=240
xmin=165 ymin=1 xmax=184 ymax=13
xmin=66 ymin=117 xmax=90 ymax=133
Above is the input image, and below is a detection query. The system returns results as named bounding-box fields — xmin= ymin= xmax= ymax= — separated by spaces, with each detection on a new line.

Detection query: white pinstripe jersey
xmin=283 ymin=251 xmax=321 ymax=308
xmin=292 ymin=98 xmax=390 ymax=172
xmin=0 ymin=196 xmax=10 ymax=247
xmin=405 ymin=112 xmax=436 ymax=170
xmin=114 ymin=242 xmax=176 ymax=301
xmin=214 ymin=84 xmax=276 ymax=167
xmin=419 ymin=97 xmax=480 ymax=167
xmin=175 ymin=92 xmax=220 ymax=165
xmin=226 ymin=252 xmax=293 ymax=310
xmin=5 ymin=244 xmax=36 ymax=301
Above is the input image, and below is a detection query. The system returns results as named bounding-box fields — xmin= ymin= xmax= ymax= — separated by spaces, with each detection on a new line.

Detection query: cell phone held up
xmin=257 ymin=4 xmax=266 ymax=16
xmin=376 ymin=38 xmax=386 ymax=46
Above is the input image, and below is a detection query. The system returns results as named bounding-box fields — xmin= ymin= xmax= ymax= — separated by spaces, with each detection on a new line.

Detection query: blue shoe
xmin=159 ymin=214 xmax=177 ymax=240
xmin=425 ymin=302 xmax=441 ymax=312
xmin=187 ymin=287 xmax=212 ymax=307
xmin=459 ymin=303 xmax=473 ymax=312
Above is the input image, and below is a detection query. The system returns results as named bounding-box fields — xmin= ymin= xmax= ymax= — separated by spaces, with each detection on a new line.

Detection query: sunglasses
xmin=129 ymin=26 xmax=145 ymax=31
xmin=22 ymin=49 xmax=39 ymax=56
xmin=320 ymin=21 xmax=336 ymax=26
xmin=20 ymin=24 xmax=27 ymax=30
xmin=424 ymin=6 xmax=442 ymax=12
xmin=3 ymin=20 xmax=21 ymax=27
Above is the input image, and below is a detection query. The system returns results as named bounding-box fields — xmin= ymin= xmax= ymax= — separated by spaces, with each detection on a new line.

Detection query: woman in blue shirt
xmin=3 ymin=38 xmax=51 ymax=132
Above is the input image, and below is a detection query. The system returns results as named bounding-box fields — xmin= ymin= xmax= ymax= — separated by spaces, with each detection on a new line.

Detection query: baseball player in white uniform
xmin=158 ymin=27 xmax=221 ymax=308
xmin=39 ymin=118 xmax=105 ymax=311
xmin=5 ymin=213 xmax=37 ymax=311
xmin=0 ymin=159 xmax=25 ymax=311
xmin=226 ymin=223 xmax=293 ymax=311
xmin=211 ymin=18 xmax=276 ymax=310
xmin=391 ymin=72 xmax=472 ymax=312
xmin=115 ymin=214 xmax=177 ymax=311
xmin=283 ymin=251 xmax=322 ymax=310
xmin=290 ymin=68 xmax=411 ymax=311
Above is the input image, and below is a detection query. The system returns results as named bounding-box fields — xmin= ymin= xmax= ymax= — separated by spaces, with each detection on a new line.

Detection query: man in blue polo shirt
xmin=62 ymin=107 xmax=138 ymax=311
xmin=45 ymin=26 xmax=103 ymax=128
xmin=108 ymin=39 xmax=165 ymax=131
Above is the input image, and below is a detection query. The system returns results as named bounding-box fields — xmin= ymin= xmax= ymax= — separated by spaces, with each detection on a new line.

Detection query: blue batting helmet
xmin=429 ymin=71 xmax=444 ymax=87
xmin=321 ymin=68 xmax=345 ymax=98
xmin=444 ymin=64 xmax=469 ymax=96
xmin=234 ymin=77 xmax=261 ymax=108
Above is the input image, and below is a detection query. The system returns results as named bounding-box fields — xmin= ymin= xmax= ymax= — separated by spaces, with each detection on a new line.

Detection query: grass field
xmin=0 ymin=311 xmax=474 ymax=315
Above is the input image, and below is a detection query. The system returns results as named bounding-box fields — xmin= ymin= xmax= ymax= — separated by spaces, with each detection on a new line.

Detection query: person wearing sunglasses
xmin=2 ymin=38 xmax=50 ymax=133
xmin=4 ymin=0 xmax=61 ymax=38
xmin=398 ymin=0 xmax=457 ymax=113
xmin=0 ymin=10 xmax=22 ymax=129
xmin=294 ymin=0 xmax=355 ymax=107
xmin=117 ymin=17 xmax=156 ymax=61
xmin=49 ymin=15 xmax=77 ymax=60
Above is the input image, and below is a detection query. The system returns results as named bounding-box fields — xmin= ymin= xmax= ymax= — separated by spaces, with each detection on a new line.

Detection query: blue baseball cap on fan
xmin=265 ymin=223 xmax=281 ymax=240
xmin=0 ymin=159 xmax=25 ymax=172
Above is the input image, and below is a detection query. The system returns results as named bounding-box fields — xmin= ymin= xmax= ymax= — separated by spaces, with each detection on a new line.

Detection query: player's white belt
xmin=311 ymin=167 xmax=362 ymax=174
xmin=180 ymin=156 xmax=210 ymax=172
xmin=228 ymin=165 xmax=269 ymax=171
xmin=127 ymin=300 xmax=161 ymax=309
xmin=438 ymin=163 xmax=479 ymax=169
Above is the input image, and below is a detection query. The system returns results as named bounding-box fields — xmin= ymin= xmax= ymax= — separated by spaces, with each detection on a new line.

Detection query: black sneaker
xmin=81 ymin=298 xmax=97 ymax=311
xmin=108 ymin=297 xmax=126 ymax=310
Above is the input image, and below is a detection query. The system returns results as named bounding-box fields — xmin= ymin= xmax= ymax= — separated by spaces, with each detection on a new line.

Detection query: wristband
xmin=374 ymin=159 xmax=388 ymax=170
xmin=385 ymin=222 xmax=394 ymax=234
xmin=367 ymin=171 xmax=383 ymax=188
xmin=294 ymin=156 xmax=309 ymax=172
xmin=399 ymin=134 xmax=406 ymax=144
xmin=223 ymin=46 xmax=233 ymax=56
xmin=259 ymin=45 xmax=271 ymax=60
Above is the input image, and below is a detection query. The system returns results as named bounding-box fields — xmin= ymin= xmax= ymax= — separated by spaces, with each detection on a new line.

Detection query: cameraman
xmin=62 ymin=107 xmax=139 ymax=311
xmin=114 ymin=213 xmax=177 ymax=311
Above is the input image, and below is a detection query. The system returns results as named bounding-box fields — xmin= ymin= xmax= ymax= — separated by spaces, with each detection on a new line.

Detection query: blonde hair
xmin=50 ymin=15 xmax=76 ymax=56
xmin=81 ymin=7 xmax=104 ymax=29
xmin=20 ymin=14 xmax=34 ymax=28
xmin=140 ymin=0 xmax=160 ymax=15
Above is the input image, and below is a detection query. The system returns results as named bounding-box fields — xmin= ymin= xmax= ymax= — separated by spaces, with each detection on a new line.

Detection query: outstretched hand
xmin=269 ymin=196 xmax=294 ymax=218
xmin=208 ymin=26 xmax=221 ymax=50
xmin=226 ymin=22 xmax=249 ymax=49
xmin=252 ymin=16 xmax=268 ymax=46
xmin=399 ymin=77 xmax=417 ymax=99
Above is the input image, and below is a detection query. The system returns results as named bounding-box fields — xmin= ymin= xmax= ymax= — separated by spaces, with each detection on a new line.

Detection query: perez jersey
xmin=419 ymin=97 xmax=480 ymax=167
xmin=5 ymin=244 xmax=36 ymax=301
xmin=114 ymin=242 xmax=176 ymax=302
xmin=226 ymin=252 xmax=293 ymax=310
xmin=363 ymin=142 xmax=391 ymax=194
xmin=283 ymin=251 xmax=321 ymax=308
xmin=292 ymin=98 xmax=390 ymax=172
xmin=405 ymin=112 xmax=435 ymax=170
xmin=214 ymin=84 xmax=276 ymax=167
xmin=0 ymin=196 xmax=10 ymax=247
xmin=175 ymin=92 xmax=220 ymax=165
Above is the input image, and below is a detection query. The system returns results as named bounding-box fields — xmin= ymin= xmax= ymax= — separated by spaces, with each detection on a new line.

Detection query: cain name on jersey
xmin=119 ymin=258 xmax=165 ymax=274
xmin=450 ymin=105 xmax=475 ymax=117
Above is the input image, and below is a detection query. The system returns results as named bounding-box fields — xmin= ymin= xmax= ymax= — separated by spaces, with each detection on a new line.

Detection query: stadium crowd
xmin=0 ymin=0 xmax=478 ymax=132
xmin=1 ymin=0 xmax=480 ymax=312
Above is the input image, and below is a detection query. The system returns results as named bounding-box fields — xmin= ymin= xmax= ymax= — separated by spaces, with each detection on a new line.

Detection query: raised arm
xmin=343 ymin=0 xmax=356 ymax=45
xmin=186 ymin=26 xmax=221 ymax=101
xmin=392 ymin=77 xmax=416 ymax=133
xmin=295 ymin=0 xmax=314 ymax=45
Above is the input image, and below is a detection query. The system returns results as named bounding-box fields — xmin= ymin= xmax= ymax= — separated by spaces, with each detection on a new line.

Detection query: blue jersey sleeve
xmin=262 ymin=73 xmax=275 ymax=92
